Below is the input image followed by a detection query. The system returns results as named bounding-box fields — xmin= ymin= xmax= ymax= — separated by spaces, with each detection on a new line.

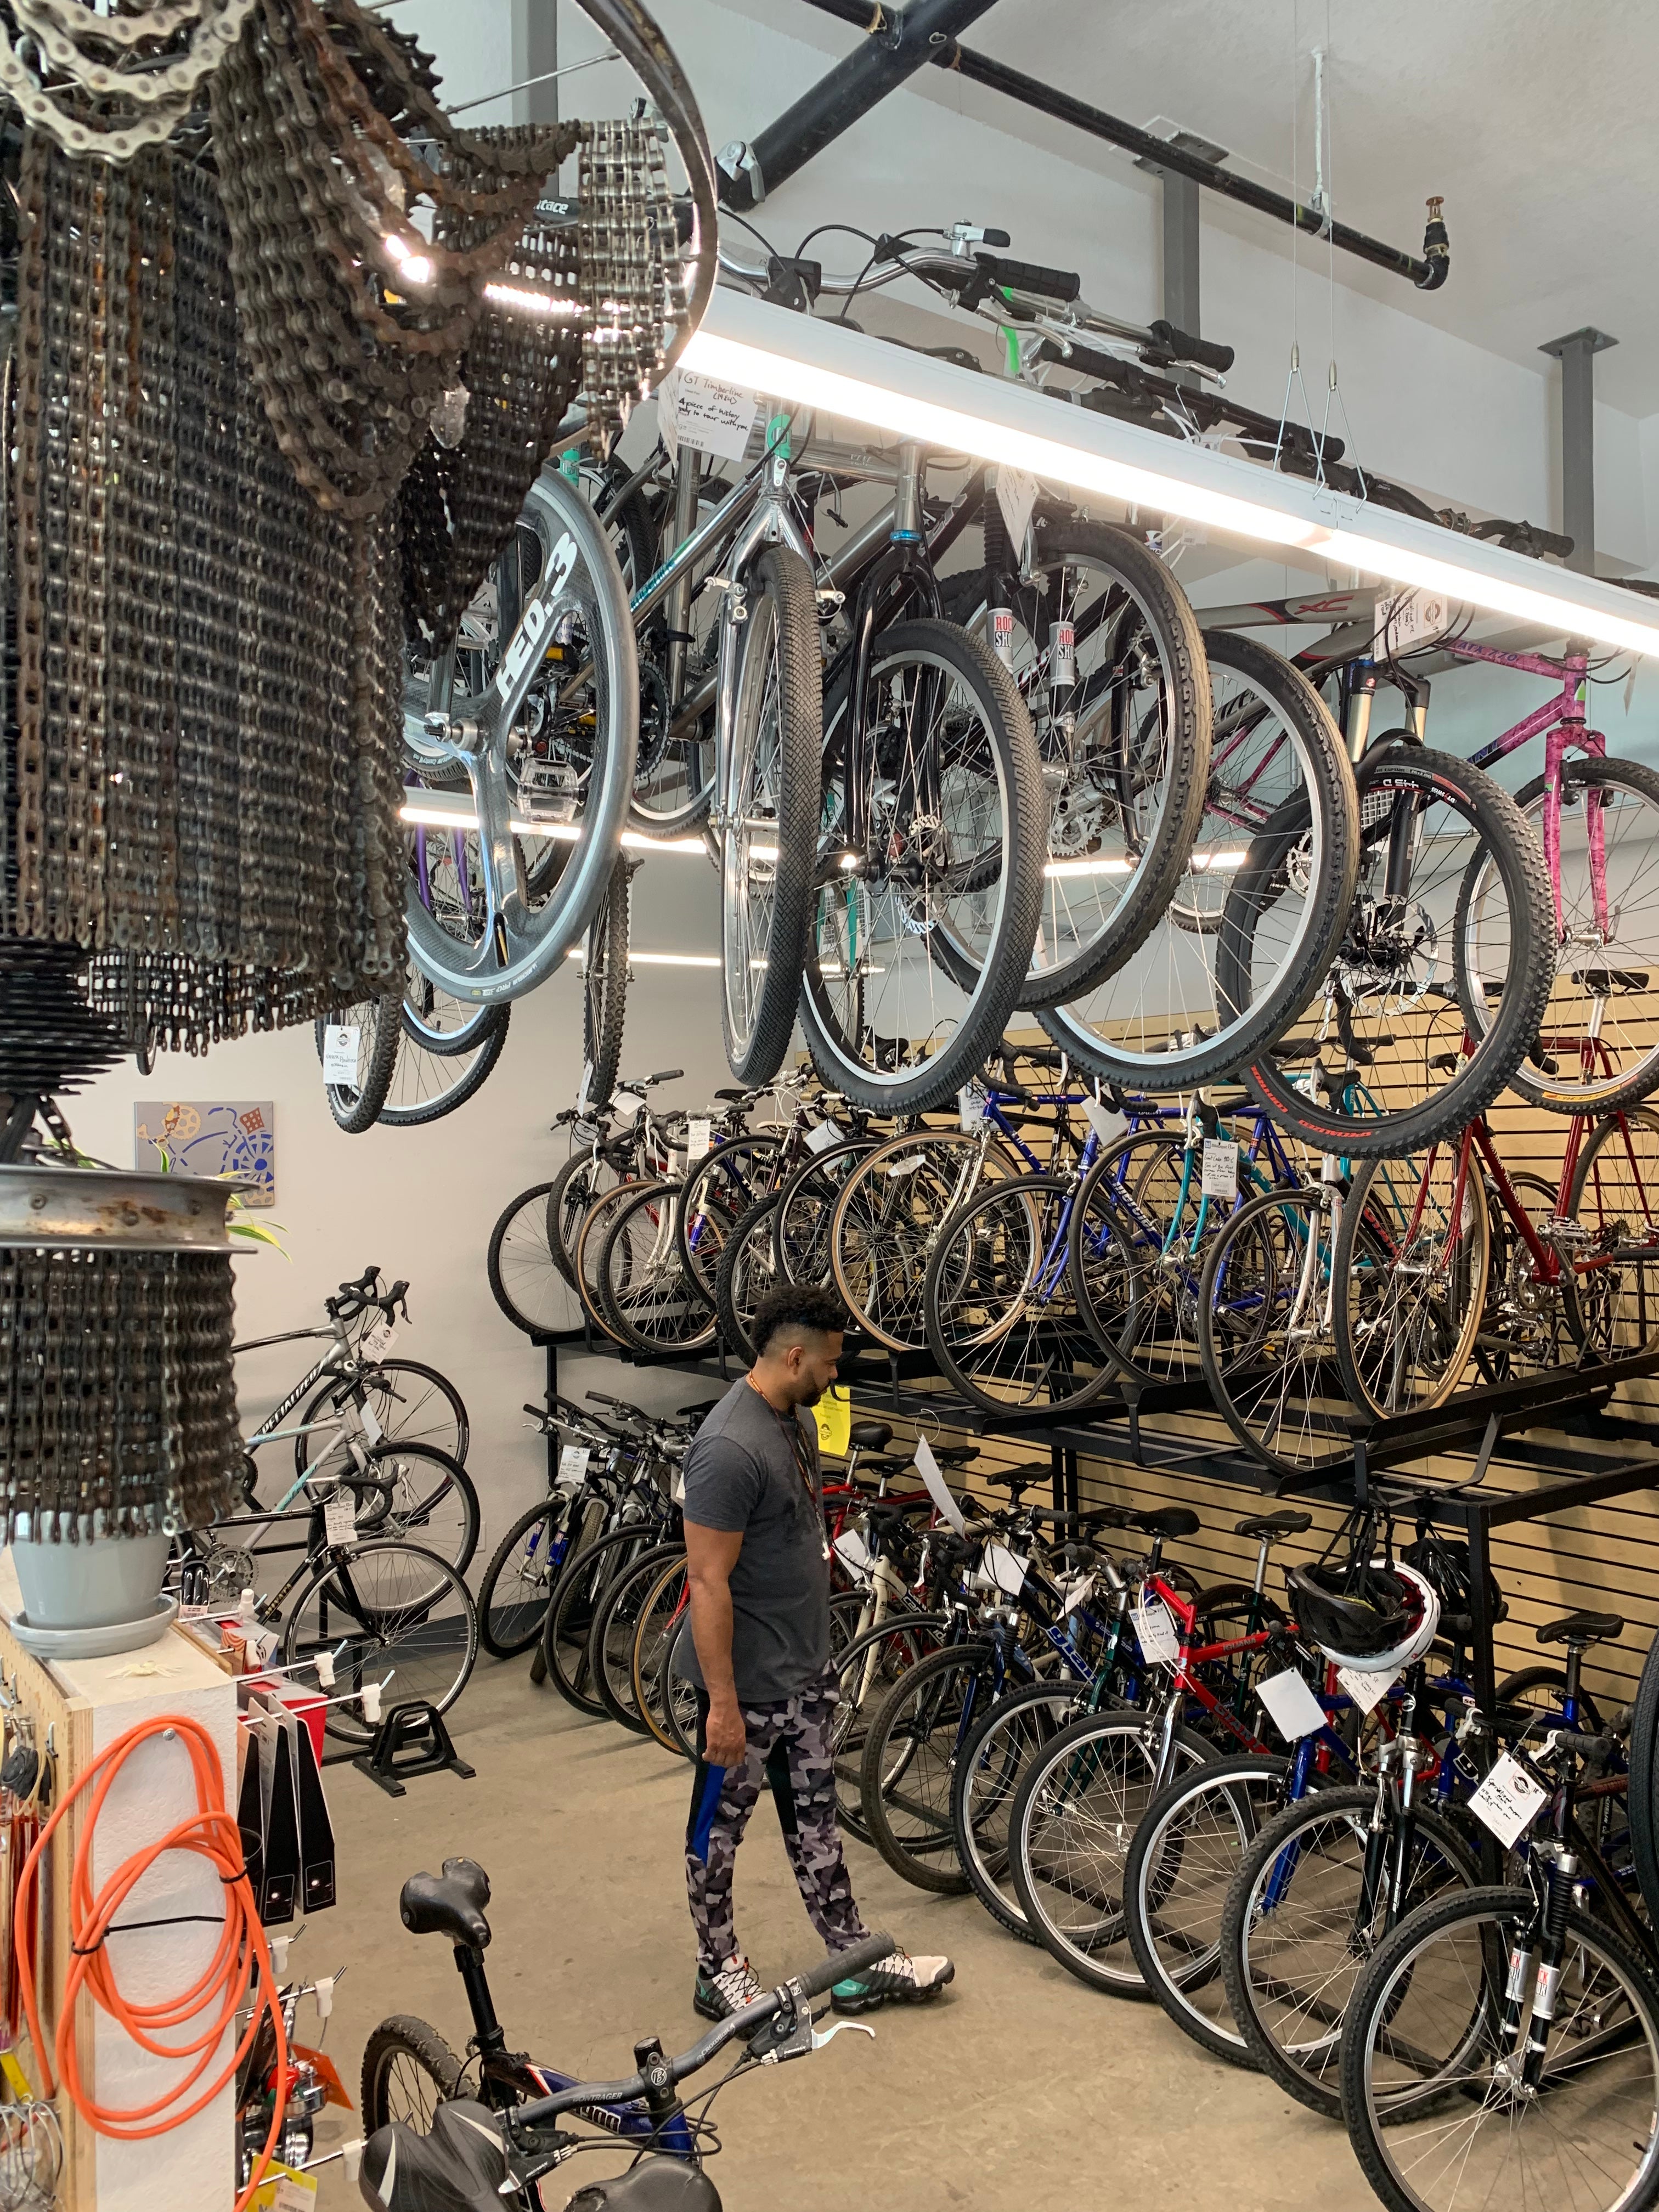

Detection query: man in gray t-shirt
xmin=681 ymin=1285 xmax=953 ymax=2024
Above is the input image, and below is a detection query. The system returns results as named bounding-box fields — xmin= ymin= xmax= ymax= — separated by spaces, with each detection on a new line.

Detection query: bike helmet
xmin=1286 ymin=1557 xmax=1441 ymax=1673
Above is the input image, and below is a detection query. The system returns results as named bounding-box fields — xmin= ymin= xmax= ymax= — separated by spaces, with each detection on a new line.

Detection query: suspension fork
xmin=840 ymin=444 xmax=941 ymax=851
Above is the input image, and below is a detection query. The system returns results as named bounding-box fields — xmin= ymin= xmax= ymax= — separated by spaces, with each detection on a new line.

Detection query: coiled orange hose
xmin=13 ymin=1712 xmax=289 ymax=2210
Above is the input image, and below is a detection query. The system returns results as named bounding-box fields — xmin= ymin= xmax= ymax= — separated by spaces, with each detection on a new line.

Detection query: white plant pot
xmin=10 ymin=1516 xmax=170 ymax=1633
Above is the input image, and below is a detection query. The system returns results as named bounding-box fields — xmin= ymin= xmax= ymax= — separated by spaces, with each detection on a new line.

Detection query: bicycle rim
xmin=280 ymin=1541 xmax=477 ymax=1745
xmin=487 ymin=1180 xmax=582 ymax=1336
xmin=1336 ymin=1149 xmax=1492 ymax=1417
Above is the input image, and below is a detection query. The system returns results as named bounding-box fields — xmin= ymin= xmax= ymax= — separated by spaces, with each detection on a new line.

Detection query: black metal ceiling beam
xmin=719 ymin=0 xmax=1005 ymax=212
xmin=791 ymin=0 xmax=1449 ymax=290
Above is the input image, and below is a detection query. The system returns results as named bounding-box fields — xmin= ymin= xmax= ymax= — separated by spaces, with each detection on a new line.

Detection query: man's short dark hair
xmin=752 ymin=1285 xmax=847 ymax=1358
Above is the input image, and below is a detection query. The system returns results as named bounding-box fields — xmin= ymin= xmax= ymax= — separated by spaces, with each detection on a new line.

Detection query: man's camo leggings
xmin=686 ymin=1667 xmax=872 ymax=1973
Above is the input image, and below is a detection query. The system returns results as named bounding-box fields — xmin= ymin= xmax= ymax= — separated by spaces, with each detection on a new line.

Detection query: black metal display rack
xmin=538 ymin=1321 xmax=1659 ymax=1726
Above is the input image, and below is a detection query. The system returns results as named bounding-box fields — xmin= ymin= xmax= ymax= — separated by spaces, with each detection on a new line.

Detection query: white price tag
xmin=558 ymin=1444 xmax=590 ymax=1490
xmin=656 ymin=371 xmax=680 ymax=468
xmin=985 ymin=1542 xmax=1030 ymax=1598
xmin=671 ymin=1463 xmax=686 ymax=1505
xmin=1383 ymin=587 xmax=1459 ymax=656
xmin=668 ymin=369 xmax=759 ymax=462
xmin=1468 ymin=1753 xmax=1549 ymax=1848
xmin=995 ymin=462 xmax=1037 ymax=552
xmin=1059 ymin=1571 xmax=1096 ymax=1616
xmin=1201 ymin=1138 xmax=1239 ymax=1200
xmin=361 ymin=1318 xmax=396 ymax=1360
xmin=359 ymin=1396 xmax=383 ymax=1444
xmin=1082 ymin=1096 xmax=1129 ymax=1146
xmin=686 ymin=1117 xmax=713 ymax=1164
xmin=1132 ymin=1598 xmax=1181 ymax=1666
xmin=1336 ymin=1664 xmax=1400 ymax=1715
xmin=833 ymin=1528 xmax=872 ymax=1576
xmin=321 ymin=1024 xmax=360 ymax=1082
xmin=806 ymin=1118 xmax=842 ymax=1155
xmin=913 ymin=1435 xmax=967 ymax=1537
xmin=884 ymin=1151 xmax=926 ymax=1178
xmin=323 ymin=1492 xmax=357 ymax=1548
xmin=611 ymin=1091 xmax=642 ymax=1123
xmin=957 ymin=1081 xmax=988 ymax=1133
xmin=1256 ymin=1667 xmax=1329 ymax=1742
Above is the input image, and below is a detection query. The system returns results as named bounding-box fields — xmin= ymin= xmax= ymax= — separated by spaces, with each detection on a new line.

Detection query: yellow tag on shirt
xmin=814 ymin=1387 xmax=851 ymax=1459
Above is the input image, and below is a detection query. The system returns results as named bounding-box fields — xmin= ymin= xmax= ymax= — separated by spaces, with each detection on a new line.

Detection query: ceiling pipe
xmin=718 ymin=0 xmax=1005 ymax=211
xmin=790 ymin=0 xmax=1449 ymax=290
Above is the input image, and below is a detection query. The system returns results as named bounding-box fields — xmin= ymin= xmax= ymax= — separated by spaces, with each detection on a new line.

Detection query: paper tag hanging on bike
xmin=1468 ymin=1754 xmax=1549 ymax=1848
xmin=320 ymin=1026 xmax=360 ymax=1083
xmin=1256 ymin=1668 xmax=1329 ymax=1742
xmin=958 ymin=1081 xmax=988 ymax=1133
xmin=686 ymin=1118 xmax=713 ymax=1164
xmin=1131 ymin=1598 xmax=1180 ymax=1666
xmin=1082 ymin=1096 xmax=1129 ymax=1146
xmin=833 ymin=1527 xmax=871 ymax=1576
xmin=269 ymin=2171 xmax=320 ymax=2211
xmin=989 ymin=606 xmax=1015 ymax=668
xmin=1048 ymin=620 xmax=1076 ymax=691
xmin=995 ymin=463 xmax=1036 ymax=554
xmin=1336 ymin=1663 xmax=1399 ymax=1714
xmin=668 ymin=369 xmax=759 ymax=463
xmin=323 ymin=1492 xmax=357 ymax=1548
xmin=806 ymin=1118 xmax=842 ymax=1155
xmin=914 ymin=1435 xmax=967 ymax=1536
xmin=985 ymin=1543 xmax=1030 ymax=1598
xmin=558 ymin=1444 xmax=590 ymax=1490
xmin=360 ymin=1319 xmax=396 ymax=1361
xmin=1059 ymin=1571 xmax=1096 ymax=1616
xmin=1200 ymin=1139 xmax=1239 ymax=1200
xmin=611 ymin=1091 xmax=641 ymax=1123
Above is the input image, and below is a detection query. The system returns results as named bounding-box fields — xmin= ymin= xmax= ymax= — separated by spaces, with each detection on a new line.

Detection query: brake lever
xmin=811 ymin=2017 xmax=875 ymax=2052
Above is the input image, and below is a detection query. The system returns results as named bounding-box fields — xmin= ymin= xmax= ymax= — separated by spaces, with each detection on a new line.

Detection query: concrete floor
xmin=311 ymin=1660 xmax=1377 ymax=2212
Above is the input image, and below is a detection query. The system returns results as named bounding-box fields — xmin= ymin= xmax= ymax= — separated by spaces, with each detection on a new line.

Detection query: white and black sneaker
xmin=692 ymin=1951 xmax=764 ymax=2021
xmin=830 ymin=1946 xmax=955 ymax=2015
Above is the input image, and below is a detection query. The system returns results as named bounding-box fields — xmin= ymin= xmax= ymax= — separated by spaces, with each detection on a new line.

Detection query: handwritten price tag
xmin=1468 ymin=1754 xmax=1549 ymax=1848
xmin=323 ymin=1492 xmax=357 ymax=1548
xmin=558 ymin=1444 xmax=590 ymax=1490
xmin=1132 ymin=1599 xmax=1180 ymax=1666
xmin=1201 ymin=1138 xmax=1239 ymax=1200
xmin=1336 ymin=1664 xmax=1400 ymax=1716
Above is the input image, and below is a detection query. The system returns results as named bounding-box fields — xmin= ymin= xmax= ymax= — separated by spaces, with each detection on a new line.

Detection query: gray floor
xmin=312 ymin=1661 xmax=1375 ymax=2212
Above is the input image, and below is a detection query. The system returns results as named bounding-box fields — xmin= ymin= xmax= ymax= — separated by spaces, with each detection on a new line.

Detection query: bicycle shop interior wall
xmin=0 ymin=1557 xmax=238 ymax=2212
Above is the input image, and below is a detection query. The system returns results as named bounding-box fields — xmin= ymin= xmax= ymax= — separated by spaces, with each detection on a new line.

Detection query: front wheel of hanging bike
xmin=800 ymin=619 xmax=1045 ymax=1113
xmin=582 ymin=851 xmax=632 ymax=1111
xmin=1043 ymin=635 xmax=1357 ymax=1086
xmin=1462 ymin=754 xmax=1659 ymax=1116
xmin=402 ymin=463 xmax=639 ymax=1006
xmin=721 ymin=544 xmax=822 ymax=1086
xmin=315 ymin=995 xmax=400 ymax=1133
xmin=382 ymin=957 xmax=511 ymax=1125
xmin=279 ymin=1539 xmax=478 ymax=1746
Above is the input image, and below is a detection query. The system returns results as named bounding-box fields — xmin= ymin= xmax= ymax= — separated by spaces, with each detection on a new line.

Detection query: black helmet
xmin=1286 ymin=1558 xmax=1439 ymax=1671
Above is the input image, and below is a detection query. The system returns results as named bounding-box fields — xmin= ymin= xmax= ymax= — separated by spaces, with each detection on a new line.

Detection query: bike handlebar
xmin=1147 ymin=319 xmax=1234 ymax=374
xmin=511 ymin=1934 xmax=897 ymax=2125
xmin=972 ymin=249 xmax=1080 ymax=303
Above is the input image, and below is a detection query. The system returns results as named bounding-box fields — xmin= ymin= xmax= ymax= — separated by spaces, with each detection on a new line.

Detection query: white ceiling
xmin=747 ymin=0 xmax=1658 ymax=417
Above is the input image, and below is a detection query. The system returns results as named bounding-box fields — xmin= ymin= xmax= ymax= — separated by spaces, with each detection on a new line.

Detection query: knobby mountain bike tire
xmin=721 ymin=543 xmax=822 ymax=1086
xmin=478 ymin=1494 xmax=571 ymax=1660
xmin=800 ymin=619 xmax=1046 ymax=1114
xmin=487 ymin=1180 xmax=581 ymax=1338
xmin=360 ymin=2016 xmax=463 ymax=2135
xmin=1121 ymin=1751 xmax=1293 ymax=2066
xmin=1220 ymin=1782 xmax=1482 ymax=2119
xmin=1629 ymin=1627 xmax=1659 ymax=1927
xmin=1463 ymin=754 xmax=1659 ymax=1116
xmin=294 ymin=1358 xmax=470 ymax=1479
xmin=583 ymin=851 xmax=631 ymax=1112
xmin=1043 ymin=633 xmax=1358 ymax=1086
xmin=315 ymin=994 xmax=400 ymax=1133
xmin=1338 ymin=1885 xmax=1659 ymax=2212
xmin=1240 ymin=747 xmax=1553 ymax=1157
xmin=1333 ymin=1149 xmax=1498 ymax=1420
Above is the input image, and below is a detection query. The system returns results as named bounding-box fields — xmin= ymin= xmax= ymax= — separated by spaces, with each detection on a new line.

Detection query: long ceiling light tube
xmin=682 ymin=292 xmax=1659 ymax=661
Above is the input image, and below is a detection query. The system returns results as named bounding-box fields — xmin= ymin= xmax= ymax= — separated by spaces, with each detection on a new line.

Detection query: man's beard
xmin=798 ymin=1378 xmax=825 ymax=1408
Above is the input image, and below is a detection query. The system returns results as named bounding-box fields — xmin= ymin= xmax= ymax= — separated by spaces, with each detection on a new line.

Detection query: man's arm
xmin=685 ymin=1520 xmax=746 ymax=1769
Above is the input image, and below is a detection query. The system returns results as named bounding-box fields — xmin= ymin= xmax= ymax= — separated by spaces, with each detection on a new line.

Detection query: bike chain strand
xmin=0 ymin=0 xmax=253 ymax=161
xmin=11 ymin=131 xmax=404 ymax=1056
xmin=0 ymin=1243 xmax=240 ymax=1545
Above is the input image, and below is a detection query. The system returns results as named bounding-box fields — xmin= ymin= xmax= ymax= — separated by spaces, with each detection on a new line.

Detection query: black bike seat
xmin=399 ymin=1858 xmax=492 ymax=1950
xmin=713 ymin=1086 xmax=751 ymax=1102
xmin=361 ymin=2101 xmax=509 ymax=2211
xmin=849 ymin=1420 xmax=893 ymax=1451
xmin=1234 ymin=1509 xmax=1313 ymax=1541
xmin=567 ymin=2156 xmax=724 ymax=2209
xmin=984 ymin=1462 xmax=1048 ymax=1492
xmin=1537 ymin=1609 xmax=1624 ymax=1646
xmin=1137 ymin=1506 xmax=1201 ymax=1539
xmin=931 ymin=1444 xmax=980 ymax=1468
xmin=1572 ymin=966 xmax=1650 ymax=995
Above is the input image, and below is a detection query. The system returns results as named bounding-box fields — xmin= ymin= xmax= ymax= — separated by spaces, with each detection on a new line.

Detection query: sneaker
xmin=831 ymin=1946 xmax=955 ymax=2015
xmin=692 ymin=1951 xmax=764 ymax=2021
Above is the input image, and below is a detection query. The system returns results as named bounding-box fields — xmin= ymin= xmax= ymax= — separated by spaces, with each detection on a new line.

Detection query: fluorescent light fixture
xmin=571 ymin=947 xmax=720 ymax=967
xmin=398 ymin=798 xmax=705 ymax=856
xmin=482 ymin=282 xmax=583 ymax=318
xmin=1045 ymin=855 xmax=1132 ymax=878
xmin=684 ymin=292 xmax=1659 ymax=662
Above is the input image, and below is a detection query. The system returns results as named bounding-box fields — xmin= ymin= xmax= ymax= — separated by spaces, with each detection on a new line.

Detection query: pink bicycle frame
xmin=1456 ymin=641 xmax=1605 ymax=936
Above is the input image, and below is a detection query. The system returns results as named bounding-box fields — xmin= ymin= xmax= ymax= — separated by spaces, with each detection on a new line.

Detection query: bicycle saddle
xmin=984 ymin=1462 xmax=1048 ymax=1497
xmin=1136 ymin=1506 xmax=1201 ymax=1540
xmin=1573 ymin=966 xmax=1651 ymax=995
xmin=567 ymin=2158 xmax=723 ymax=2210
xmin=1234 ymin=1510 xmax=1313 ymax=1542
xmin=713 ymin=1086 xmax=751 ymax=1101
xmin=930 ymin=1444 xmax=979 ymax=1468
xmin=849 ymin=1419 xmax=893 ymax=1451
xmin=360 ymin=2101 xmax=506 ymax=2211
xmin=399 ymin=1858 xmax=492 ymax=1950
xmin=1537 ymin=1609 xmax=1624 ymax=1646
